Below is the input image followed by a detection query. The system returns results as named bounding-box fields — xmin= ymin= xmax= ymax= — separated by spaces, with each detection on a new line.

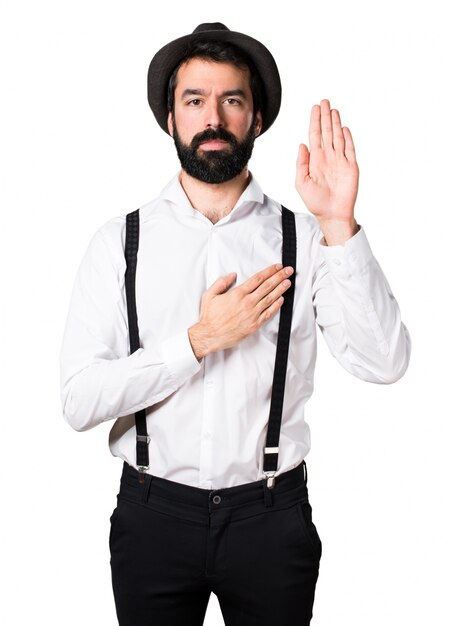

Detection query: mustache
xmin=191 ymin=127 xmax=237 ymax=151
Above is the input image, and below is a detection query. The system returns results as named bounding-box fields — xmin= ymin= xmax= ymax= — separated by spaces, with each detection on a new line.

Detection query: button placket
xmin=199 ymin=226 xmax=219 ymax=488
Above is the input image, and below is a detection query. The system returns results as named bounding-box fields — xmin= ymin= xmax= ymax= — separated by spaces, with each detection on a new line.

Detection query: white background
xmin=1 ymin=0 xmax=447 ymax=624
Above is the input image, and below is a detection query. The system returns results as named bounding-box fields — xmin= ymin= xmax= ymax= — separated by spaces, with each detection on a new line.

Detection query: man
xmin=59 ymin=22 xmax=411 ymax=626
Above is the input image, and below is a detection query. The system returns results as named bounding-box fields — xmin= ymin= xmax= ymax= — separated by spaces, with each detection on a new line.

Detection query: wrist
xmin=188 ymin=323 xmax=211 ymax=362
xmin=318 ymin=217 xmax=358 ymax=246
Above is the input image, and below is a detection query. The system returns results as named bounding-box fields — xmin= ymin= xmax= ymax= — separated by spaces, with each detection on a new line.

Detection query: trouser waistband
xmin=117 ymin=461 xmax=308 ymax=525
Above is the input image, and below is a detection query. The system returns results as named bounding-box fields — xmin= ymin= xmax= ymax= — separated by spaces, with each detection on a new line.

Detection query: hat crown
xmin=192 ymin=23 xmax=230 ymax=34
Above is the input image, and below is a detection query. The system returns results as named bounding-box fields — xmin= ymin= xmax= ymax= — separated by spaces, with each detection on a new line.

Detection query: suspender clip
xmin=137 ymin=435 xmax=151 ymax=444
xmin=264 ymin=471 xmax=276 ymax=489
xmin=138 ymin=465 xmax=149 ymax=484
xmin=264 ymin=447 xmax=279 ymax=489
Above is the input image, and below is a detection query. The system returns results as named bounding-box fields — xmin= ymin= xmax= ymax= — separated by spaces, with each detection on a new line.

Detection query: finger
xmin=250 ymin=267 xmax=294 ymax=306
xmin=257 ymin=295 xmax=285 ymax=326
xmin=240 ymin=264 xmax=292 ymax=296
xmin=296 ymin=144 xmax=310 ymax=183
xmin=255 ymin=277 xmax=292 ymax=315
xmin=342 ymin=126 xmax=357 ymax=162
xmin=331 ymin=109 xmax=345 ymax=155
xmin=320 ymin=99 xmax=334 ymax=150
xmin=239 ymin=264 xmax=282 ymax=295
xmin=309 ymin=104 xmax=322 ymax=152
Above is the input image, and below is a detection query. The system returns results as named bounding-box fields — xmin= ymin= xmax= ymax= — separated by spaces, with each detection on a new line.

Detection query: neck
xmin=179 ymin=166 xmax=251 ymax=224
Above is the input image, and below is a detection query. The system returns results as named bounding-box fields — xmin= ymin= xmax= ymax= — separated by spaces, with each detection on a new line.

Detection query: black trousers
xmin=109 ymin=461 xmax=322 ymax=626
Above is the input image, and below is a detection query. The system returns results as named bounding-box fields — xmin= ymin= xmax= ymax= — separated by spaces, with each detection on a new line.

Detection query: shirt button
xmin=206 ymin=379 xmax=214 ymax=386
xmin=333 ymin=258 xmax=342 ymax=266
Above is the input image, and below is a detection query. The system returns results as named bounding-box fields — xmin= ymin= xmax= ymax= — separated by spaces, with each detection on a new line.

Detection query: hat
xmin=147 ymin=22 xmax=282 ymax=136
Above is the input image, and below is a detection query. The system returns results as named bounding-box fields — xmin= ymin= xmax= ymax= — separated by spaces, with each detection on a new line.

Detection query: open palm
xmin=295 ymin=99 xmax=359 ymax=225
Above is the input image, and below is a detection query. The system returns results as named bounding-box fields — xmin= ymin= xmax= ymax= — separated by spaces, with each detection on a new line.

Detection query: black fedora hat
xmin=147 ymin=22 xmax=282 ymax=136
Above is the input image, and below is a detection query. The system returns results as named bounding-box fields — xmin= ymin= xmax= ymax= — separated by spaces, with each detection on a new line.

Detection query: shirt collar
xmin=158 ymin=169 xmax=265 ymax=223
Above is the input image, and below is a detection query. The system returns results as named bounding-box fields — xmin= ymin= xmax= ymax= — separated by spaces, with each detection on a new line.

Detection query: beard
xmin=171 ymin=115 xmax=258 ymax=184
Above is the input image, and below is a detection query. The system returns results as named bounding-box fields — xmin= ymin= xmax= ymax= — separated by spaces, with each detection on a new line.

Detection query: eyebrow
xmin=180 ymin=88 xmax=248 ymax=100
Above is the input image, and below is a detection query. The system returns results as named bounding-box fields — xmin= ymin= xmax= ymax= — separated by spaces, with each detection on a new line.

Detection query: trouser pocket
xmin=294 ymin=497 xmax=322 ymax=560
xmin=109 ymin=497 xmax=124 ymax=553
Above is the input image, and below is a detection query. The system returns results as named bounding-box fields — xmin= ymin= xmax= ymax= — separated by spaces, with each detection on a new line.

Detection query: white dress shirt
xmin=59 ymin=170 xmax=411 ymax=489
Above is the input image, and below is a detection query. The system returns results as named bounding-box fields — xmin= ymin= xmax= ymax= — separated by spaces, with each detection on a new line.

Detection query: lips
xmin=199 ymin=139 xmax=229 ymax=150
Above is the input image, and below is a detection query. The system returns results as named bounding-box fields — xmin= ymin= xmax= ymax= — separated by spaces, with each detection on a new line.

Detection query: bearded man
xmin=60 ymin=22 xmax=411 ymax=626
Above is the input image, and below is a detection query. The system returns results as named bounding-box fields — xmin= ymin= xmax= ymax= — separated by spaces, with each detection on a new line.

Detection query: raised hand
xmin=295 ymin=99 xmax=359 ymax=245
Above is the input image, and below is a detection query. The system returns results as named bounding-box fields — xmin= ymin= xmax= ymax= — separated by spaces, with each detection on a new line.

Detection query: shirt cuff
xmin=318 ymin=224 xmax=374 ymax=277
xmin=161 ymin=328 xmax=202 ymax=385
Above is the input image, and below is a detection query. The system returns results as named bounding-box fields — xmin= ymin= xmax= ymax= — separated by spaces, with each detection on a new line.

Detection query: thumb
xmin=207 ymin=272 xmax=237 ymax=296
xmin=296 ymin=143 xmax=310 ymax=185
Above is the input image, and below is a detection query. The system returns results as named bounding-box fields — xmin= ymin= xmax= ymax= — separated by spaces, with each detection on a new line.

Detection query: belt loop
xmin=303 ymin=460 xmax=308 ymax=485
xmin=263 ymin=478 xmax=273 ymax=507
xmin=141 ymin=474 xmax=153 ymax=503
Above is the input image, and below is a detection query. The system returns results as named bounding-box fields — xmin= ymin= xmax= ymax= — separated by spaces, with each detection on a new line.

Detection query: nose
xmin=204 ymin=100 xmax=224 ymax=129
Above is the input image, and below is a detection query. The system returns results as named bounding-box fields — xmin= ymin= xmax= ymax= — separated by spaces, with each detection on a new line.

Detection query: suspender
xmin=124 ymin=206 xmax=297 ymax=490
xmin=125 ymin=209 xmax=150 ymax=482
xmin=263 ymin=207 xmax=297 ymax=489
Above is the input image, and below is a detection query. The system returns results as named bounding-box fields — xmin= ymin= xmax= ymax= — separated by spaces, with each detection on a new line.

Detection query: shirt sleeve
xmin=312 ymin=223 xmax=411 ymax=383
xmin=59 ymin=225 xmax=202 ymax=432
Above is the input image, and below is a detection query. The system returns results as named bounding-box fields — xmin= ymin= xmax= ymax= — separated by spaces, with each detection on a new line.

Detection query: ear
xmin=255 ymin=111 xmax=263 ymax=136
xmin=167 ymin=111 xmax=174 ymax=137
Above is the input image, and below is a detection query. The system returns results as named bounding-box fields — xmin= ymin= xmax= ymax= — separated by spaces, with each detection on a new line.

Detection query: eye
xmin=224 ymin=98 xmax=241 ymax=105
xmin=187 ymin=99 xmax=202 ymax=106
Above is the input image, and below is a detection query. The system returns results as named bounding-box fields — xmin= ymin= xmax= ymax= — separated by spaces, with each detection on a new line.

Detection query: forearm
xmin=60 ymin=329 xmax=202 ymax=432
xmin=314 ymin=225 xmax=411 ymax=383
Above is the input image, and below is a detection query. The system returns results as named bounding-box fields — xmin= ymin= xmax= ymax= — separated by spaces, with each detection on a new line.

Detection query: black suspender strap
xmin=124 ymin=204 xmax=297 ymax=492
xmin=263 ymin=206 xmax=297 ymax=493
xmin=125 ymin=208 xmax=150 ymax=484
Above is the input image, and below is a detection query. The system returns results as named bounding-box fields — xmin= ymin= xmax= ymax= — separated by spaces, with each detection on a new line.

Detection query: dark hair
xmin=167 ymin=39 xmax=264 ymax=120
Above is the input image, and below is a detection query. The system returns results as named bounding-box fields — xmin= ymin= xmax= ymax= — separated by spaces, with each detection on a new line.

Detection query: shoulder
xmin=263 ymin=193 xmax=322 ymax=244
xmin=287 ymin=210 xmax=324 ymax=259
xmin=84 ymin=196 xmax=160 ymax=270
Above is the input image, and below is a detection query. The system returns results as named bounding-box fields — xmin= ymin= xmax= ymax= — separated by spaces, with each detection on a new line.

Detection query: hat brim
xmin=147 ymin=28 xmax=281 ymax=136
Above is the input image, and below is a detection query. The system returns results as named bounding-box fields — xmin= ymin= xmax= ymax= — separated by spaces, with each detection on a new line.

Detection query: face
xmin=167 ymin=58 xmax=262 ymax=184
